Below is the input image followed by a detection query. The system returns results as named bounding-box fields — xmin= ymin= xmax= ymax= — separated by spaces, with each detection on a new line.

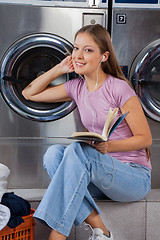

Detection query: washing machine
xmin=0 ymin=0 xmax=109 ymax=190
xmin=111 ymin=0 xmax=160 ymax=188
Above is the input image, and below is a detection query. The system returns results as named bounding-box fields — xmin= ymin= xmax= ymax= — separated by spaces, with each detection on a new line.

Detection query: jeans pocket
xmin=127 ymin=162 xmax=151 ymax=173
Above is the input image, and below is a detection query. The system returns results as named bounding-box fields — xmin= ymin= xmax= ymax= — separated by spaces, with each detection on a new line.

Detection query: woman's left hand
xmin=92 ymin=141 xmax=109 ymax=154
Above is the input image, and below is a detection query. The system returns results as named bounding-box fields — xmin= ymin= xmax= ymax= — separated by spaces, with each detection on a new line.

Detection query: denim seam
xmin=34 ymin=209 xmax=70 ymax=233
xmin=60 ymin=169 xmax=88 ymax=227
xmin=86 ymin=149 xmax=100 ymax=164
xmin=127 ymin=163 xmax=151 ymax=178
xmin=127 ymin=163 xmax=151 ymax=196
xmin=144 ymin=172 xmax=151 ymax=195
xmin=88 ymin=155 xmax=114 ymax=181
xmin=127 ymin=162 xmax=150 ymax=172
xmin=75 ymin=204 xmax=94 ymax=226
xmin=86 ymin=151 xmax=111 ymax=166
xmin=77 ymin=201 xmax=94 ymax=220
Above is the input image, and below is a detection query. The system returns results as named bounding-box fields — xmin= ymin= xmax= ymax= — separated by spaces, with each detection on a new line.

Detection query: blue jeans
xmin=34 ymin=142 xmax=151 ymax=237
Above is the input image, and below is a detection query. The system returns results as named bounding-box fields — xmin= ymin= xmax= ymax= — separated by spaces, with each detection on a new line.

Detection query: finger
xmin=68 ymin=61 xmax=74 ymax=68
xmin=93 ymin=142 xmax=103 ymax=147
xmin=68 ymin=65 xmax=75 ymax=72
xmin=69 ymin=63 xmax=74 ymax=71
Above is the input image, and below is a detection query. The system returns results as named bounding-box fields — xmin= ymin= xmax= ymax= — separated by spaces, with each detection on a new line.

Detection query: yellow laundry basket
xmin=0 ymin=209 xmax=35 ymax=240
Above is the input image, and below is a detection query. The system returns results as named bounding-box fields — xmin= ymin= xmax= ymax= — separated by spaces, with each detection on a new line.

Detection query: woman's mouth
xmin=75 ymin=61 xmax=85 ymax=67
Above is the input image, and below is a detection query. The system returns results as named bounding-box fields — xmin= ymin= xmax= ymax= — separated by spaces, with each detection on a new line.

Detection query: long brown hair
xmin=75 ymin=24 xmax=132 ymax=88
xmin=75 ymin=24 xmax=151 ymax=160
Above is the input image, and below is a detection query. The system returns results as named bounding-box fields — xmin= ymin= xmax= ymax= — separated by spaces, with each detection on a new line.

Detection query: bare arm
xmin=22 ymin=56 xmax=74 ymax=103
xmin=93 ymin=96 xmax=152 ymax=154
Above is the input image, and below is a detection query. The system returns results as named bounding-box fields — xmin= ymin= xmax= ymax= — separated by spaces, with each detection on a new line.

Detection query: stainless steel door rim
xmin=0 ymin=33 xmax=76 ymax=121
xmin=129 ymin=39 xmax=160 ymax=122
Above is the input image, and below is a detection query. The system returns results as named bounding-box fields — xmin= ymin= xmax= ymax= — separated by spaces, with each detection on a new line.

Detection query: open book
xmin=68 ymin=108 xmax=128 ymax=142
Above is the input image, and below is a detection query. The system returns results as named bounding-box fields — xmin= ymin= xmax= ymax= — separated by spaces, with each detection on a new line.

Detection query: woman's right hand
xmin=22 ymin=56 xmax=74 ymax=102
xmin=59 ymin=56 xmax=75 ymax=74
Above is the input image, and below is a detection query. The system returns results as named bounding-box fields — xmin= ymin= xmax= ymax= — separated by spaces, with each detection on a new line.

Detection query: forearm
xmin=22 ymin=64 xmax=63 ymax=99
xmin=108 ymin=135 xmax=152 ymax=152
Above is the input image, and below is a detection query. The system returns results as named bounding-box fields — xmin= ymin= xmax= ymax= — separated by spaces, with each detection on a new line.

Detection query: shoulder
xmin=104 ymin=75 xmax=136 ymax=108
xmin=65 ymin=77 xmax=84 ymax=87
xmin=105 ymin=75 xmax=130 ymax=87
xmin=64 ymin=77 xmax=85 ymax=99
xmin=105 ymin=75 xmax=135 ymax=93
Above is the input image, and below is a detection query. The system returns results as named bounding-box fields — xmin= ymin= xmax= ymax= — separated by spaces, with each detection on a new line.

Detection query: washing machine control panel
xmin=115 ymin=0 xmax=158 ymax=3
xmin=113 ymin=0 xmax=159 ymax=7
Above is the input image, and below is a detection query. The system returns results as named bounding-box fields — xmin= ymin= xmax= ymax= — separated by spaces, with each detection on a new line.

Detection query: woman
xmin=22 ymin=24 xmax=152 ymax=240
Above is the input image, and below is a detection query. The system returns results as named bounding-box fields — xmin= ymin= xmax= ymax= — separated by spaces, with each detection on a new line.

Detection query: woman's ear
xmin=102 ymin=51 xmax=110 ymax=62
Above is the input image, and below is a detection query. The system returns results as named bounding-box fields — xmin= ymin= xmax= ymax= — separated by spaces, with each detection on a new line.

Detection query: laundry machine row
xmin=111 ymin=0 xmax=160 ymax=188
xmin=0 ymin=0 xmax=159 ymax=192
xmin=0 ymin=1 xmax=109 ymax=190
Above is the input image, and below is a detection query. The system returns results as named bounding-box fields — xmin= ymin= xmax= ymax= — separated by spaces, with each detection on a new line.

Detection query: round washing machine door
xmin=0 ymin=33 xmax=77 ymax=121
xmin=129 ymin=39 xmax=160 ymax=122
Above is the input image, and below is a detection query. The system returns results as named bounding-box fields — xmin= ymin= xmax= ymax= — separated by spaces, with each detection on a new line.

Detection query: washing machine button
xmin=116 ymin=14 xmax=126 ymax=24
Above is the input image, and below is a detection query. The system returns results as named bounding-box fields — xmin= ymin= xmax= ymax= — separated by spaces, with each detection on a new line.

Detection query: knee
xmin=66 ymin=141 xmax=87 ymax=151
xmin=43 ymin=144 xmax=66 ymax=173
xmin=64 ymin=142 xmax=84 ymax=157
xmin=64 ymin=142 xmax=90 ymax=169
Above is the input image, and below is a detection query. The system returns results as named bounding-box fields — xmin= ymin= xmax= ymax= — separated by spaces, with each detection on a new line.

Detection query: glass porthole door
xmin=0 ymin=33 xmax=77 ymax=121
xmin=129 ymin=39 xmax=160 ymax=122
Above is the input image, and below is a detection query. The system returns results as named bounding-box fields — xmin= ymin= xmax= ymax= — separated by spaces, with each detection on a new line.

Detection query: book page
xmin=102 ymin=108 xmax=118 ymax=138
xmin=68 ymin=136 xmax=106 ymax=142
xmin=70 ymin=131 xmax=106 ymax=141
xmin=107 ymin=112 xmax=129 ymax=138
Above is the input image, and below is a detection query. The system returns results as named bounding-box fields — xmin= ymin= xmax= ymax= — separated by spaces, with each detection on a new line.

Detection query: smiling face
xmin=72 ymin=32 xmax=104 ymax=78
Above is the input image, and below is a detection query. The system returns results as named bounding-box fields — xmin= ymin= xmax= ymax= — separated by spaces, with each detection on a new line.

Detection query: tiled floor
xmin=9 ymin=189 xmax=160 ymax=240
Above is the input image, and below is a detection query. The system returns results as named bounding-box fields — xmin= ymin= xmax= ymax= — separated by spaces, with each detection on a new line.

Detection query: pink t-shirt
xmin=64 ymin=75 xmax=151 ymax=169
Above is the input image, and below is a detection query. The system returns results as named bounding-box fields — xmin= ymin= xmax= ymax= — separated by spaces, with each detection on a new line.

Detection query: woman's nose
xmin=76 ymin=50 xmax=83 ymax=59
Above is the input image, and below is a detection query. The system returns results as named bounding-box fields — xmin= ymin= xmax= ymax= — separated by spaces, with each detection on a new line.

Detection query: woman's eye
xmin=85 ymin=49 xmax=93 ymax=52
xmin=73 ymin=46 xmax=78 ymax=50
